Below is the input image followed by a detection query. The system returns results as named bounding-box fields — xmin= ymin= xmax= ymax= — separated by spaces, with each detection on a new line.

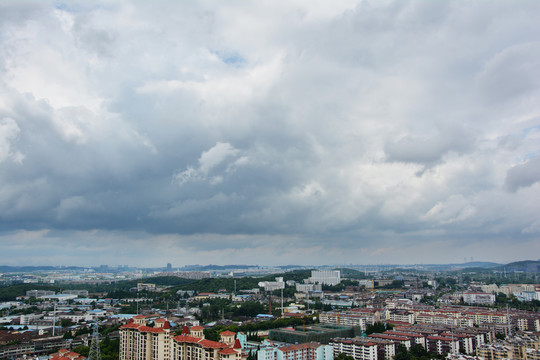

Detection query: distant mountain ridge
xmin=498 ymin=260 xmax=540 ymax=273
xmin=449 ymin=261 xmax=501 ymax=269
xmin=1 ymin=260 xmax=538 ymax=273
xmin=0 ymin=265 xmax=85 ymax=273
xmin=178 ymin=264 xmax=260 ymax=271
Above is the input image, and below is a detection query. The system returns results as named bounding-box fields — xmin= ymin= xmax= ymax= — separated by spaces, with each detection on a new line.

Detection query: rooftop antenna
xmin=88 ymin=322 xmax=101 ymax=360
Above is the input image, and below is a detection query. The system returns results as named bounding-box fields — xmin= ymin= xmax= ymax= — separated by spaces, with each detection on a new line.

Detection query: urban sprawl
xmin=1 ymin=263 xmax=539 ymax=360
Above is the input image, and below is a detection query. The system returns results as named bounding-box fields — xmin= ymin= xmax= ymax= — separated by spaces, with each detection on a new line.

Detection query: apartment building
xmin=258 ymin=342 xmax=333 ymax=360
xmin=296 ymin=283 xmax=323 ymax=293
xmin=368 ymin=334 xmax=411 ymax=350
xmin=329 ymin=338 xmax=378 ymax=360
xmin=385 ymin=310 xmax=414 ymax=324
xmin=476 ymin=343 xmax=513 ymax=359
xmin=120 ymin=316 xmax=172 ymax=360
xmin=319 ymin=312 xmax=368 ymax=332
xmin=26 ymin=290 xmax=55 ymax=297
xmin=462 ymin=292 xmax=496 ymax=305
xmin=426 ymin=335 xmax=459 ymax=355
xmin=309 ymin=271 xmax=341 ymax=286
xmin=382 ymin=331 xmax=426 ymax=348
xmin=120 ymin=317 xmax=246 ymax=360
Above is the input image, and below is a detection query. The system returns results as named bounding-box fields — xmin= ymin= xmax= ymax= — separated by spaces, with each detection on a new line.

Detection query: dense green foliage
xmin=380 ymin=280 xmax=404 ymax=289
xmin=72 ymin=336 xmax=119 ymax=360
xmin=173 ymin=277 xmax=260 ymax=293
xmin=322 ymin=279 xmax=359 ymax=292
xmin=0 ymin=284 xmax=61 ymax=301
xmin=202 ymin=316 xmax=317 ymax=341
xmin=335 ymin=353 xmax=354 ymax=360
xmin=196 ymin=299 xmax=266 ymax=321
xmin=335 ymin=268 xmax=368 ymax=279
xmin=101 ymin=337 xmax=120 ymax=360
xmin=170 ymin=270 xmax=312 ymax=294
xmin=494 ymin=292 xmax=540 ymax=311
xmin=365 ymin=322 xmax=392 ymax=335
xmin=394 ymin=343 xmax=442 ymax=360
xmin=72 ymin=345 xmax=90 ymax=357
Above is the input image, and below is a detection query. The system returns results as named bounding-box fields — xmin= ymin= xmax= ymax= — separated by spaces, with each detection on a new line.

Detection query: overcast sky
xmin=1 ymin=1 xmax=539 ymax=267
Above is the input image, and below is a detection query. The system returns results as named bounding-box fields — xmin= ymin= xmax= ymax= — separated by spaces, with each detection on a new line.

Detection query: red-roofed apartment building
xmin=120 ymin=317 xmax=246 ymax=360
xmin=49 ymin=348 xmax=86 ymax=360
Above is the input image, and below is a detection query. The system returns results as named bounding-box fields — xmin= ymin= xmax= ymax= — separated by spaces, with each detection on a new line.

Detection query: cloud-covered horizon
xmin=1 ymin=0 xmax=539 ymax=267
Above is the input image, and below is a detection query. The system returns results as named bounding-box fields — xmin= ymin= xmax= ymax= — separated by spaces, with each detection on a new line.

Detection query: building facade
xmin=258 ymin=342 xmax=333 ymax=360
xmin=309 ymin=271 xmax=341 ymax=286
xmin=120 ymin=316 xmax=246 ymax=360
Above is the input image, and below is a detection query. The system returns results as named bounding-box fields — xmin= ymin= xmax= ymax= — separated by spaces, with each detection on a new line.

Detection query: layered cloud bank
xmin=1 ymin=1 xmax=539 ymax=266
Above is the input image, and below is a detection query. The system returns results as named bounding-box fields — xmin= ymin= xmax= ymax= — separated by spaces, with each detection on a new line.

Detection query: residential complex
xmin=119 ymin=316 xmax=247 ymax=360
xmin=258 ymin=341 xmax=333 ymax=360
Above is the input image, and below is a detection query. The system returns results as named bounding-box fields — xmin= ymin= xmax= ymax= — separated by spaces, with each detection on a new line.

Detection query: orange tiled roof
xmin=219 ymin=348 xmax=238 ymax=355
xmin=120 ymin=323 xmax=142 ymax=330
xmin=139 ymin=326 xmax=164 ymax=333
xmin=199 ymin=339 xmax=230 ymax=349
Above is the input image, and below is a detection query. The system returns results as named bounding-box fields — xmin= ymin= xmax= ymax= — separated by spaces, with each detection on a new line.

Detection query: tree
xmin=394 ymin=344 xmax=411 ymax=360
xmin=72 ymin=345 xmax=89 ymax=357
xmin=335 ymin=353 xmax=354 ymax=360
xmin=365 ymin=322 xmax=388 ymax=335
xmin=61 ymin=318 xmax=74 ymax=327
xmin=409 ymin=344 xmax=430 ymax=358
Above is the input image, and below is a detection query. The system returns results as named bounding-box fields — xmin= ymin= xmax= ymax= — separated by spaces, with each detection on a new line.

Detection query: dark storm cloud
xmin=0 ymin=0 xmax=539 ymax=266
xmin=505 ymin=157 xmax=540 ymax=192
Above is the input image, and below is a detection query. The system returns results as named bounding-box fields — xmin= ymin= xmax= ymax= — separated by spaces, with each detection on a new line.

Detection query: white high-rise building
xmin=309 ymin=270 xmax=341 ymax=286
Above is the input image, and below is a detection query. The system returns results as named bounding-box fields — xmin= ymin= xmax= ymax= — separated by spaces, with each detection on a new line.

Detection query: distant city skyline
xmin=1 ymin=259 xmax=538 ymax=270
xmin=1 ymin=1 xmax=539 ymax=267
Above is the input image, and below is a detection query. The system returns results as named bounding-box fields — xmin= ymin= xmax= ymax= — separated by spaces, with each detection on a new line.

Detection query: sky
xmin=1 ymin=0 xmax=540 ymax=268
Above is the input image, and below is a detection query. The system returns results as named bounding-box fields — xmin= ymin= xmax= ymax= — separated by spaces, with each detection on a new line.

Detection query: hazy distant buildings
xmin=296 ymin=283 xmax=322 ymax=293
xmin=259 ymin=277 xmax=285 ymax=292
xmin=62 ymin=290 xmax=89 ymax=297
xmin=309 ymin=270 xmax=341 ymax=286
xmin=463 ymin=292 xmax=496 ymax=305
xmin=171 ymin=271 xmax=212 ymax=280
xmin=137 ymin=283 xmax=157 ymax=292
xmin=26 ymin=290 xmax=55 ymax=298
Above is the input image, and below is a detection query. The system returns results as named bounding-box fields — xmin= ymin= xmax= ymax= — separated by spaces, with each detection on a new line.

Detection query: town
xmin=1 ymin=261 xmax=539 ymax=360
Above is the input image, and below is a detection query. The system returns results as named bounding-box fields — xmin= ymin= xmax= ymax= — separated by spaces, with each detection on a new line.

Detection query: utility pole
xmin=52 ymin=302 xmax=57 ymax=336
xmin=281 ymin=288 xmax=284 ymax=317
xmin=507 ymin=304 xmax=512 ymax=337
